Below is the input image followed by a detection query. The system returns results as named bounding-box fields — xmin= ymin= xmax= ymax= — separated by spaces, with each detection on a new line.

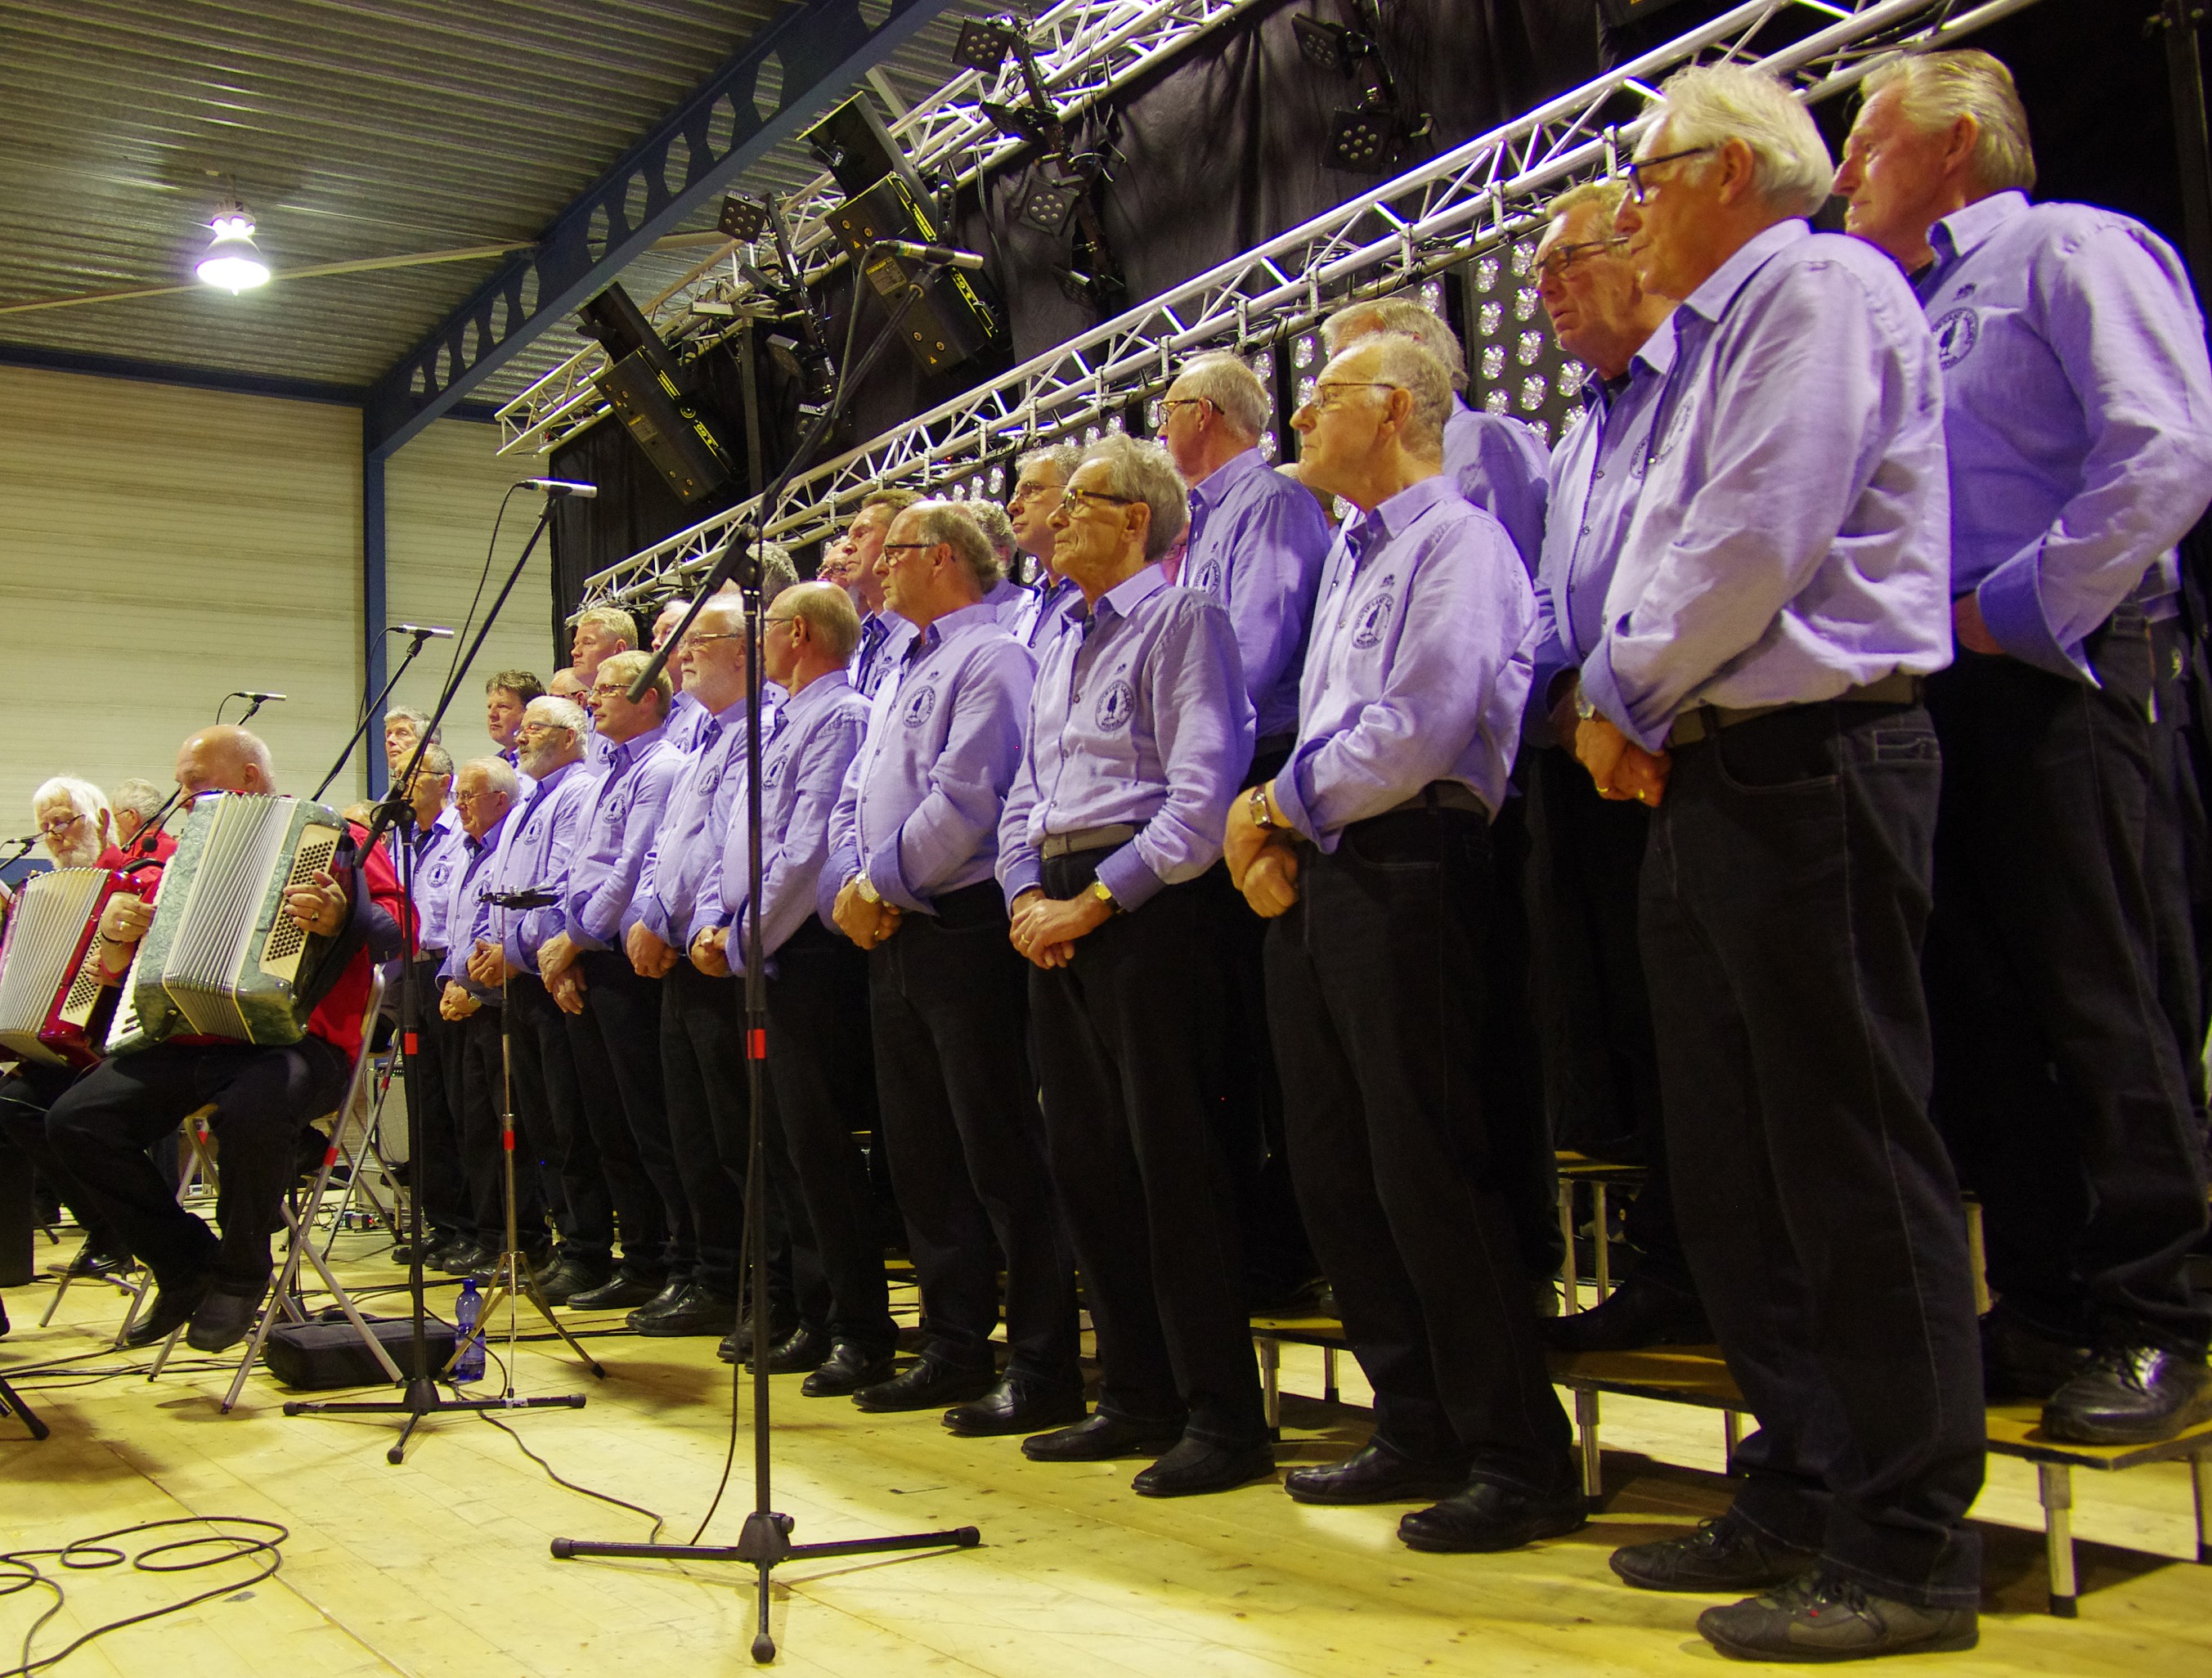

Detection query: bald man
xmin=45 ymin=726 xmax=406 ymax=1353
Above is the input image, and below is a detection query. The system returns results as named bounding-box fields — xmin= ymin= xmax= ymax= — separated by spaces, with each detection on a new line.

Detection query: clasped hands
xmin=1223 ymin=783 xmax=1299 ymax=918
xmin=832 ymin=879 xmax=903 ymax=951
xmin=1556 ymin=677 xmax=1670 ymax=806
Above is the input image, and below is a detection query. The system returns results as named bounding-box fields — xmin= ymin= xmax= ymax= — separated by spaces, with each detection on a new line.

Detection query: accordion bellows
xmin=0 ymin=866 xmax=121 ymax=1066
xmin=114 ymin=793 xmax=345 ymax=1051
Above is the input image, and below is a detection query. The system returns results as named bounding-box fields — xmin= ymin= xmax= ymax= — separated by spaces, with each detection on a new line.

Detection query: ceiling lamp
xmin=196 ymin=200 xmax=271 ymax=293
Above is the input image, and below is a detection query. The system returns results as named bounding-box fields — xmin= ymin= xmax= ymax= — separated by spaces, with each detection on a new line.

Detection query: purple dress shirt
xmin=1525 ymin=320 xmax=1676 ymax=745
xmin=982 ymin=575 xmax=1034 ymax=629
xmin=407 ymin=806 xmax=467 ymax=955
xmin=1012 ymin=572 xmax=1084 ymax=653
xmin=440 ymin=808 xmax=515 ymax=1003
xmin=998 ymin=564 xmax=1254 ymax=912
xmin=1276 ymin=475 xmax=1533 ymax=848
xmin=850 ymin=608 xmax=920 ymax=700
xmin=827 ymin=603 xmax=1036 ymax=915
xmin=630 ymin=697 xmax=764 ymax=949
xmin=489 ymin=757 xmax=599 ymax=973
xmin=663 ymin=688 xmax=712 ymax=754
xmin=1179 ymin=447 xmax=1333 ymax=743
xmin=1579 ymin=220 xmax=1953 ymax=754
xmin=1917 ymin=190 xmax=2212 ymax=680
xmin=562 ymin=722 xmax=684 ymax=951
xmin=1443 ymin=395 xmax=1552 ymax=575
xmin=711 ymin=672 xmax=873 ymax=968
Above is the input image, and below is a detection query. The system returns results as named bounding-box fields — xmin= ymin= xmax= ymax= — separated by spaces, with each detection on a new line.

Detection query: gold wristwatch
xmin=1247 ymin=785 xmax=1278 ymax=830
xmin=1088 ymin=879 xmax=1120 ymax=914
xmin=855 ymin=877 xmax=882 ymax=905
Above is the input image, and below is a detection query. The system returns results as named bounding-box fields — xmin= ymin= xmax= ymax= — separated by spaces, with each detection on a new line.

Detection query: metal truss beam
xmin=496 ymin=0 xmax=1274 ymax=458
xmin=584 ymin=0 xmax=2044 ymax=608
xmin=362 ymin=0 xmax=962 ymax=460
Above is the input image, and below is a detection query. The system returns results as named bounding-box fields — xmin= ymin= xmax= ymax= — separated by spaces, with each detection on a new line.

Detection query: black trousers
xmin=403 ymin=954 xmax=469 ymax=1242
xmin=1924 ymin=611 xmax=2212 ymax=1353
xmin=1642 ymin=699 xmax=1983 ymax=1609
xmin=451 ymin=1001 xmax=543 ymax=1246
xmin=1483 ymin=783 xmax=1564 ymax=1278
xmin=47 ymin=1036 xmax=350 ymax=1295
xmin=660 ymin=959 xmax=818 ymax=1318
xmin=563 ymin=949 xmax=680 ymax=1281
xmin=1268 ymin=808 xmax=1573 ymax=1490
xmin=507 ymin=971 xmax=612 ymax=1264
xmin=868 ymin=882 xmax=1078 ymax=1381
xmin=1034 ymin=855 xmax=1266 ymax=1443
xmin=0 ymin=1062 xmax=128 ymax=1257
xmin=765 ymin=923 xmax=895 ymax=1350
xmin=1524 ymin=743 xmax=1685 ymax=1277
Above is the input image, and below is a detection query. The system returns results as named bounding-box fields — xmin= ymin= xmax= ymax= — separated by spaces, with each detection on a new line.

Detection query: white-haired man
xmin=384 ymin=707 xmax=441 ymax=781
xmin=1839 ymin=48 xmax=2212 ymax=1446
xmin=1004 ymin=444 xmax=1084 ymax=652
xmin=30 ymin=776 xmax=110 ymax=869
xmin=108 ymin=778 xmax=174 ymax=861
xmin=1523 ymin=179 xmax=1706 ymax=1356
xmin=651 ymin=597 xmax=712 ymax=754
xmin=1577 ymin=65 xmax=1979 ymax=1658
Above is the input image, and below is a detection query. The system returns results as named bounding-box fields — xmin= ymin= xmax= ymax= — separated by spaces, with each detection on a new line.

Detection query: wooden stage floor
xmin=5 ymin=1232 xmax=2209 ymax=1677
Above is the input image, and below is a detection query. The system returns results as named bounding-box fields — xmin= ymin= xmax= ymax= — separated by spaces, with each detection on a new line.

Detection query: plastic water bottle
xmin=452 ymin=1276 xmax=486 ymax=1384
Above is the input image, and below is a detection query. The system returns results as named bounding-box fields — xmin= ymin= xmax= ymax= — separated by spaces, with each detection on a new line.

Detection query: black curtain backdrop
xmin=550 ymin=0 xmax=2211 ymax=651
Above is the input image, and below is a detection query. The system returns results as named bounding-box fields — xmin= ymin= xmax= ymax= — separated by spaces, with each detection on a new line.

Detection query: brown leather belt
xmin=1380 ymin=781 xmax=1491 ymax=819
xmin=1666 ymin=672 xmax=1924 ymax=748
xmin=1041 ymin=823 xmax=1139 ymax=859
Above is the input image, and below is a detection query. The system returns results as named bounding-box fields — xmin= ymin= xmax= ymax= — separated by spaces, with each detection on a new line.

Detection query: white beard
xmin=47 ymin=833 xmax=102 ymax=869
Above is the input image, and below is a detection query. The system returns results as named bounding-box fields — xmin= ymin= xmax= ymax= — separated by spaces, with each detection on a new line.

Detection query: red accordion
xmin=0 ymin=866 xmax=139 ymax=1066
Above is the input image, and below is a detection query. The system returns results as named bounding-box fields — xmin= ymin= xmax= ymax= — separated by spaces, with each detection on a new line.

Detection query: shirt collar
xmin=1680 ymin=218 xmax=1810 ymax=325
xmin=1350 ymin=473 xmax=1460 ymax=551
xmin=1095 ymin=561 xmax=1170 ymax=626
xmin=786 ymin=670 xmax=852 ymax=719
xmin=607 ymin=719 xmax=668 ymax=772
xmin=1191 ymin=445 xmax=1267 ymax=511
xmin=1929 ymin=188 xmax=2028 ymax=269
xmin=472 ymin=808 xmax=512 ymax=852
xmin=532 ymin=757 xmax=581 ymax=793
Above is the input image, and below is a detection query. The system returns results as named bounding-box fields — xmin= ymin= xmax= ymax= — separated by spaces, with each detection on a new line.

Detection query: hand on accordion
xmin=281 ymin=869 xmax=351 ymax=937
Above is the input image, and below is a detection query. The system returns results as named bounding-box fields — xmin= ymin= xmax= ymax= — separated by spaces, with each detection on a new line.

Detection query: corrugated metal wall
xmin=0 ymin=365 xmax=546 ymax=833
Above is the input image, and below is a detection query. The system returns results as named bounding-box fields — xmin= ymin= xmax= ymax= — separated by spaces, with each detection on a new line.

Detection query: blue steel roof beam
xmin=361 ymin=0 xmax=963 ymax=460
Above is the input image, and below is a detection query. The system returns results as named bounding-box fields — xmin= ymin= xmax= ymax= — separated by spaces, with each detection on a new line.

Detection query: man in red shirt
xmin=43 ymin=726 xmax=405 ymax=1353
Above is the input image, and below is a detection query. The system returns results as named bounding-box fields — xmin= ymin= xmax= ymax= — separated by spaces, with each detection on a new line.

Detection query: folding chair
xmin=42 ymin=1106 xmax=218 ymax=1347
xmin=146 ymin=974 xmax=406 ymax=1411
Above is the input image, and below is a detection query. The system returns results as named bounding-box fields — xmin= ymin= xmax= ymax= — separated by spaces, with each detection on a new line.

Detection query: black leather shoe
xmin=1611 ymin=1513 xmax=1820 ymax=1592
xmin=565 ymin=1272 xmax=664 ymax=1312
xmin=1284 ymin=1440 xmax=1471 ymax=1505
xmin=626 ymin=1276 xmax=693 ymax=1323
xmin=1541 ymin=1269 xmax=1712 ymax=1353
xmin=185 ymin=1286 xmax=264 ymax=1353
xmin=943 ymin=1374 xmax=1088 ymax=1436
xmin=67 ymin=1245 xmax=134 ymax=1280
xmin=719 ymin=1315 xmax=804 ymax=1363
xmin=534 ymin=1255 xmax=610 ymax=1305
xmin=436 ymin=1239 xmax=499 ymax=1278
xmin=123 ymin=1271 xmax=212 ymax=1348
xmin=1698 ymin=1570 xmax=1977 ymax=1661
xmin=767 ymin=1325 xmax=832 ymax=1374
xmin=1133 ymin=1437 xmax=1276 ymax=1497
xmin=2041 ymin=1344 xmax=2212 ymax=1444
xmin=630 ymin=1283 xmax=739 ymax=1338
xmin=1022 ymin=1411 xmax=1184 ymax=1462
xmin=1399 ymin=1480 xmax=1588 ymax=1552
xmin=802 ymin=1340 xmax=896 ymax=1397
xmin=852 ymin=1358 xmax=998 ymax=1412
xmin=1981 ymin=1308 xmax=2093 ymax=1401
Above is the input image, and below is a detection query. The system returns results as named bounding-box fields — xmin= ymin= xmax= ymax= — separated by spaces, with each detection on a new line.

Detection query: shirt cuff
xmin=872 ymin=843 xmax=925 ymax=915
xmin=1523 ymin=652 xmax=1575 ymax=750
xmin=1000 ymin=849 xmax=1044 ymax=909
xmin=1271 ymin=747 xmax=1335 ymax=852
xmin=1577 ymin=644 xmax=1670 ymax=755
xmin=1976 ymin=552 xmax=2095 ymax=683
xmin=1094 ymin=843 xmax=1165 ymax=912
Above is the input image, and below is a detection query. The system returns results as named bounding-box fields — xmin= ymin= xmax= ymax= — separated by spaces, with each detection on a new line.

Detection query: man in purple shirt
xmin=823 ymin=488 xmax=922 ymax=700
xmin=1841 ymin=47 xmax=2212 ymax=1445
xmin=1006 ymin=445 xmax=1084 ymax=653
xmin=1521 ymin=180 xmax=1707 ymax=1357
xmin=1578 ymin=67 xmax=1981 ymax=1662
xmin=569 ymin=606 xmax=638 ymax=771
xmin=537 ymin=650 xmax=689 ymax=1318
xmin=398 ymin=744 xmax=473 ymax=1268
xmin=998 ymin=433 xmax=1268 ymax=1492
xmin=471 ymin=694 xmax=620 ymax=1304
xmin=484 ymin=670 xmax=543 ymax=796
xmin=651 ymin=598 xmax=711 ymax=756
xmin=693 ymin=582 xmax=900 ymax=1395
xmin=1222 ymin=332 xmax=1578 ymax=1550
xmin=824 ymin=500 xmax=1081 ymax=1416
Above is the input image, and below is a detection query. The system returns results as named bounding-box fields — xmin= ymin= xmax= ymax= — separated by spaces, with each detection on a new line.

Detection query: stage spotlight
xmin=1295 ymin=1 xmax=1429 ymax=174
xmin=955 ymin=17 xmax=1016 ymax=74
xmin=1019 ymin=165 xmax=1088 ymax=236
xmin=980 ymin=99 xmax=1054 ymax=146
xmin=718 ymin=195 xmax=769 ymax=241
xmin=1326 ymin=109 xmax=1398 ymax=172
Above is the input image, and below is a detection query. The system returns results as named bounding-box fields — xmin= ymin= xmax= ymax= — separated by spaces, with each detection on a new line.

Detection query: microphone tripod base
xmin=287 ymin=1375 xmax=590 ymax=1466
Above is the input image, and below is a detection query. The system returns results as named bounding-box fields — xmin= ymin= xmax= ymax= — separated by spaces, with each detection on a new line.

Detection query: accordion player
xmin=0 ymin=865 xmax=138 ymax=1066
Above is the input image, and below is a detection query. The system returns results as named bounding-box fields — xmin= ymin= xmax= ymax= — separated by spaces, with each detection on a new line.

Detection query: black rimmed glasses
xmin=1624 ymin=146 xmax=1714 ymax=203
xmin=1537 ymin=236 xmax=1629 ymax=281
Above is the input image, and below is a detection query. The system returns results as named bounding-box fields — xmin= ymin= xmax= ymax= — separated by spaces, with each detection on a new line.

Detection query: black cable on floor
xmin=456 ymin=1351 xmax=665 ymax=1546
xmin=0 ymin=1516 xmax=287 ymax=1678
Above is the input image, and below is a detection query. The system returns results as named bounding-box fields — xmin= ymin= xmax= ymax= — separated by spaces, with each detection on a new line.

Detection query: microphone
xmin=523 ymin=478 xmax=599 ymax=499
xmin=231 ymin=691 xmax=288 ymax=703
xmin=872 ymin=240 xmax=987 ymax=272
xmin=392 ymin=622 xmax=455 ymax=639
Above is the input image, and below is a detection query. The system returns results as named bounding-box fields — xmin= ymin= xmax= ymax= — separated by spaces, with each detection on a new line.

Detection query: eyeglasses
xmin=37 ymin=814 xmax=86 ymax=839
xmin=589 ymin=683 xmax=632 ymax=698
xmin=689 ymin=630 xmax=746 ymax=645
xmin=517 ymin=721 xmax=572 ymax=738
xmin=1623 ymin=145 xmax=1714 ymax=203
xmin=763 ymin=614 xmax=799 ymax=630
xmin=1537 ymin=236 xmax=1628 ymax=280
xmin=877 ymin=541 xmax=939 ymax=555
xmin=1301 ymin=380 xmax=1402 ymax=415
xmin=1062 ymin=487 xmax=1138 ymax=512
xmin=1007 ymin=480 xmax=1061 ymax=506
xmin=1157 ymin=397 xmax=1211 ymax=419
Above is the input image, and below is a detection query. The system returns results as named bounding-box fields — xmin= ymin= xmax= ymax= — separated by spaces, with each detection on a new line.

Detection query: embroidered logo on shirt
xmin=901 ymin=684 xmax=940 ymax=729
xmin=1932 ymin=307 xmax=1979 ymax=369
xmin=1352 ymin=585 xmax=1397 ymax=650
xmin=1095 ymin=679 xmax=1137 ymax=731
xmin=1190 ymin=559 xmax=1222 ymax=594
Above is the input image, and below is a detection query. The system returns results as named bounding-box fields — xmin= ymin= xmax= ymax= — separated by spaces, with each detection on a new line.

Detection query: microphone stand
xmin=312 ymin=626 xmax=444 ymax=802
xmin=289 ymin=496 xmax=597 ymax=1463
xmin=553 ymin=265 xmax=980 ymax=1664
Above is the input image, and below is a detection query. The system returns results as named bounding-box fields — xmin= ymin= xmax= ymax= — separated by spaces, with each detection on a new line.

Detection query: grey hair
xmin=460 ymin=756 xmax=519 ymax=801
xmin=526 ymin=694 xmax=590 ymax=738
xmin=384 ymin=705 xmax=441 ymax=742
xmin=110 ymin=777 xmax=165 ymax=823
xmin=961 ymin=499 xmax=1020 ymax=563
xmin=1015 ymin=443 xmax=1080 ymax=484
xmin=413 ymin=742 xmax=455 ymax=779
xmin=1332 ymin=334 xmax=1452 ymax=457
xmin=1172 ymin=351 xmax=1271 ymax=438
xmin=1546 ymin=177 xmax=1630 ymax=227
xmin=573 ymin=604 xmax=639 ymax=647
xmin=714 ymin=542 xmax=799 ymax=605
xmin=32 ymin=775 xmax=107 ymax=828
xmin=1864 ymin=47 xmax=2036 ymax=194
xmin=907 ymin=500 xmax=1003 ymax=591
xmin=1321 ymin=298 xmax=1468 ymax=393
xmin=1075 ymin=433 xmax=1190 ymax=564
xmin=1653 ymin=63 xmax=1835 ymax=218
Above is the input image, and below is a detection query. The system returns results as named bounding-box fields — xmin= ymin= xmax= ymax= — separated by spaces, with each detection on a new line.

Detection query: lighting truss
xmin=583 ymin=0 xmax=2044 ymax=607
xmin=497 ymin=0 xmax=1274 ymax=459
